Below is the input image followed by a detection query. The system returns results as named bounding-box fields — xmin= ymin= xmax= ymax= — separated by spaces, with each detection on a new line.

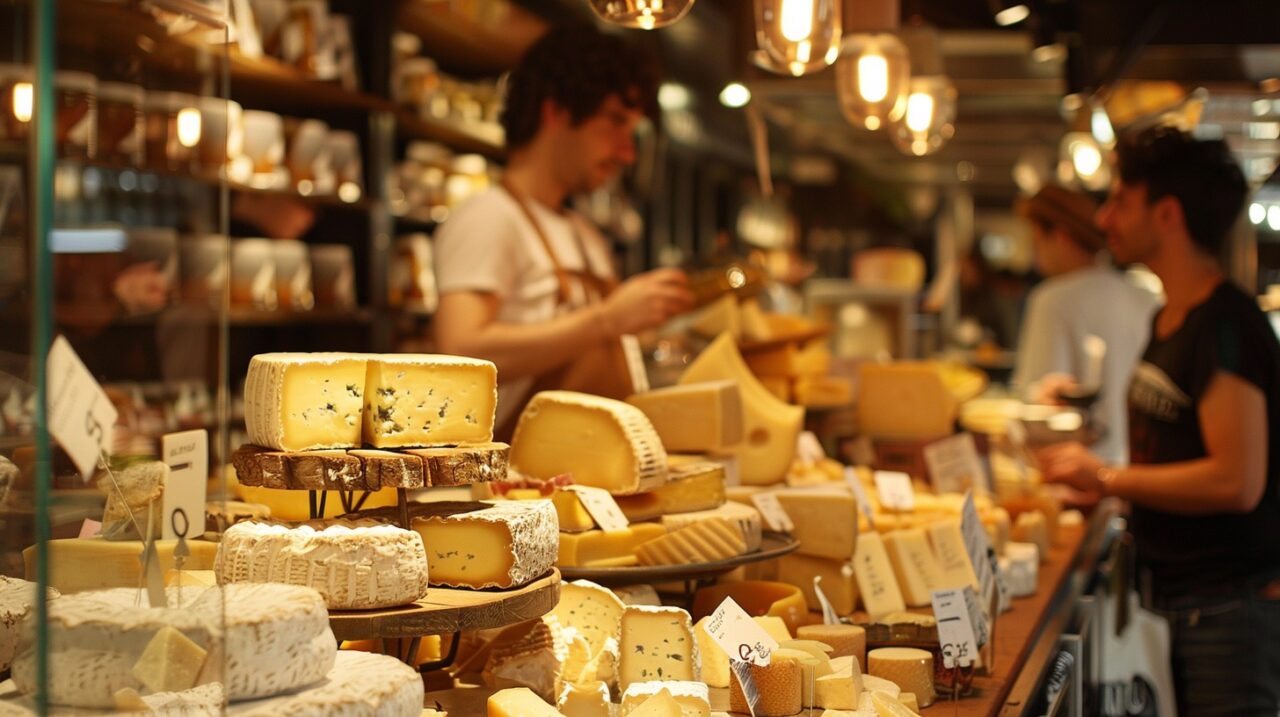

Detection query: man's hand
xmin=1031 ymin=373 xmax=1078 ymax=405
xmin=599 ymin=268 xmax=693 ymax=336
xmin=1036 ymin=441 xmax=1106 ymax=494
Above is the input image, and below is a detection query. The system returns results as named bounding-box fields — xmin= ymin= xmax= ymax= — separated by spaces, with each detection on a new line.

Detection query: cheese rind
xmin=362 ymin=354 xmax=497 ymax=448
xmin=625 ymin=381 xmax=744 ymax=453
xmin=0 ymin=577 xmax=57 ymax=674
xmin=635 ymin=519 xmax=746 ymax=566
xmin=727 ymin=655 xmax=803 ymax=717
xmin=244 ymin=352 xmax=368 ymax=451
xmin=512 ymin=391 xmax=668 ymax=496
xmin=483 ymin=616 xmax=567 ymax=703
xmin=868 ymin=648 xmax=935 ymax=707
xmin=615 ymin=463 xmax=726 ymax=523
xmin=660 ymin=501 xmax=761 ymax=552
xmin=559 ymin=524 xmax=667 ymax=568
xmin=852 ymin=532 xmax=907 ymax=620
xmin=797 ymin=624 xmax=866 ymax=663
xmin=883 ymin=529 xmax=946 ymax=607
xmin=214 ymin=519 xmax=429 ymax=609
xmin=618 ymin=606 xmax=698 ymax=691
xmin=413 ymin=500 xmax=558 ymax=589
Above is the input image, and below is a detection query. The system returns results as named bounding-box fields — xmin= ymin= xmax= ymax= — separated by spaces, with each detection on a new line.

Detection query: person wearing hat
xmin=1011 ymin=184 xmax=1160 ymax=465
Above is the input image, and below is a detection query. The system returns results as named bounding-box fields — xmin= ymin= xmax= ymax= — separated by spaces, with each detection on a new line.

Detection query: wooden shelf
xmin=396 ymin=111 xmax=505 ymax=159
xmin=396 ymin=0 xmax=546 ymax=76
xmin=328 ymin=569 xmax=561 ymax=641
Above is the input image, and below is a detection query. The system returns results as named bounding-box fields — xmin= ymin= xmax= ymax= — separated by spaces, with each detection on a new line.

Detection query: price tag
xmin=705 ymin=597 xmax=779 ymax=667
xmin=844 ymin=466 xmax=877 ymax=529
xmin=46 ymin=336 xmax=117 ymax=480
xmin=924 ymin=433 xmax=990 ymax=495
xmin=814 ymin=575 xmax=841 ymax=625
xmin=874 ymin=470 xmax=915 ymax=511
xmin=751 ymin=492 xmax=793 ymax=533
xmin=796 ymin=431 xmax=825 ymax=464
xmin=931 ymin=587 xmax=984 ymax=668
xmin=620 ymin=335 xmax=650 ymax=394
xmin=161 ymin=430 xmax=208 ymax=540
xmin=961 ymin=491 xmax=1008 ymax=621
xmin=563 ymin=485 xmax=630 ymax=532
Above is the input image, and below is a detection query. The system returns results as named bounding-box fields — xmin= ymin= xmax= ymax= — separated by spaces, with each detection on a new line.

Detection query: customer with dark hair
xmin=1011 ymin=184 xmax=1159 ymax=465
xmin=1039 ymin=127 xmax=1280 ymax=716
xmin=433 ymin=24 xmax=692 ymax=435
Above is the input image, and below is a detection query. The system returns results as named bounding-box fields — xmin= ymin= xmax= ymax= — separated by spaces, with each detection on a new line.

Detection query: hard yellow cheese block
xmin=412 ymin=501 xmax=558 ymax=589
xmin=559 ymin=523 xmax=667 ymax=568
xmin=775 ymin=488 xmax=858 ymax=559
xmin=244 ymin=352 xmax=367 ymax=451
xmin=29 ymin=539 xmax=219 ymax=593
xmin=868 ymin=647 xmax=935 ymax=708
xmin=618 ymin=606 xmax=697 ymax=690
xmin=628 ymin=688 xmax=684 ymax=717
xmin=883 ymin=528 xmax=947 ymax=607
xmin=621 ymin=681 xmax=710 ymax=717
xmin=163 ymin=570 xmax=217 ymax=587
xmin=616 ymin=462 xmax=726 ymax=523
xmin=793 ymin=375 xmax=853 ymax=407
xmin=778 ymin=553 xmax=859 ymax=616
xmin=626 ymin=381 xmax=744 ymax=453
xmin=694 ymin=617 xmax=730 ymax=688
xmin=816 ymin=670 xmax=861 ymax=710
xmin=131 ymin=626 xmax=207 ymax=693
xmin=635 ymin=519 xmax=745 ymax=566
xmin=511 ymin=391 xmax=668 ymax=496
xmin=487 ymin=687 xmax=566 ymax=717
xmin=852 ymin=532 xmax=907 ymax=620
xmin=504 ymin=489 xmax=595 ymax=533
xmin=856 ymin=362 xmax=958 ymax=439
xmin=744 ymin=340 xmax=831 ymax=377
xmin=926 ymin=518 xmax=980 ymax=590
xmin=679 ymin=334 xmax=802 ymax=486
xmin=362 ymin=354 xmax=496 ymax=447
xmin=558 ymin=681 xmax=611 ymax=717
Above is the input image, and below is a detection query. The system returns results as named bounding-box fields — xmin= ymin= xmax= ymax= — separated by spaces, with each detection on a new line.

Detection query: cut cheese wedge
xmin=870 ymin=690 xmax=922 ymax=717
xmin=244 ymin=353 xmax=367 ymax=451
xmin=487 ymin=687 xmax=566 ymax=717
xmin=616 ymin=461 xmax=726 ymax=522
xmin=626 ymin=381 xmax=744 ymax=453
xmin=679 ymin=333 xmax=802 ymax=486
xmin=618 ymin=606 xmax=697 ymax=691
xmin=635 ymin=519 xmax=746 ymax=566
xmin=411 ymin=500 xmax=558 ymax=589
xmin=558 ymin=524 xmax=667 ymax=568
xmin=621 ymin=681 xmax=710 ymax=717
xmin=362 ymin=354 xmax=497 ymax=447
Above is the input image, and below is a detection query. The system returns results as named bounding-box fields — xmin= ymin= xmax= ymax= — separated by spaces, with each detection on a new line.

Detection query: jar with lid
xmin=56 ymin=70 xmax=97 ymax=160
xmin=144 ymin=91 xmax=200 ymax=172
xmin=0 ymin=63 xmax=33 ymax=142
xmin=97 ymin=82 xmax=144 ymax=166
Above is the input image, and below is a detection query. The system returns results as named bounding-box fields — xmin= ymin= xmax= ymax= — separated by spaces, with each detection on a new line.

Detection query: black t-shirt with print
xmin=1128 ymin=281 xmax=1280 ymax=598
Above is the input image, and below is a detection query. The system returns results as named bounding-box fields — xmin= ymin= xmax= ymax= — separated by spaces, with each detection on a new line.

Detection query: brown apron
xmin=495 ymin=182 xmax=635 ymax=440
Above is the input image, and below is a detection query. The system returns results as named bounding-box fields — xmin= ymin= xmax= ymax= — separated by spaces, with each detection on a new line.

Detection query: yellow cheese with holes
xmin=616 ymin=463 xmax=726 ymax=522
xmin=559 ymin=523 xmax=668 ymax=568
xmin=618 ymin=606 xmax=697 ymax=690
xmin=28 ymin=539 xmax=219 ymax=594
xmin=412 ymin=501 xmax=558 ymax=589
xmin=778 ymin=553 xmax=859 ymax=616
xmin=635 ymin=519 xmax=746 ymax=566
xmin=361 ymin=354 xmax=496 ymax=447
xmin=512 ymin=391 xmax=668 ymax=496
xmin=883 ymin=529 xmax=947 ymax=607
xmin=488 ymin=687 xmax=566 ymax=717
xmin=244 ymin=352 xmax=367 ymax=451
xmin=131 ymin=626 xmax=208 ymax=693
xmin=926 ymin=518 xmax=980 ymax=590
xmin=694 ymin=617 xmax=730 ymax=688
xmin=776 ymin=488 xmax=858 ymax=559
xmin=679 ymin=334 xmax=802 ymax=486
xmin=626 ymin=381 xmax=744 ymax=453
xmin=868 ymin=648 xmax=935 ymax=708
xmin=852 ymin=532 xmax=907 ymax=620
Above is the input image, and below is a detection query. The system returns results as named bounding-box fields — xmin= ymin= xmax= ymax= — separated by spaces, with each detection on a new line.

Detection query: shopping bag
xmin=1095 ymin=535 xmax=1177 ymax=717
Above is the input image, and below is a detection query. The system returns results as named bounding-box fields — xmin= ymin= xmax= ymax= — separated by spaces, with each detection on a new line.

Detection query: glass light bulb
xmin=719 ymin=83 xmax=751 ymax=108
xmin=994 ymin=4 xmax=1030 ymax=26
xmin=858 ymin=53 xmax=889 ymax=103
xmin=780 ymin=0 xmax=814 ymax=42
xmin=12 ymin=82 xmax=32 ymax=123
xmin=1072 ymin=140 xmax=1102 ymax=178
xmin=905 ymin=92 xmax=935 ymax=132
xmin=177 ymin=107 xmax=202 ymax=148
xmin=1091 ymin=105 xmax=1115 ymax=145
xmin=1269 ymin=205 xmax=1280 ymax=232
xmin=589 ymin=0 xmax=694 ymax=30
xmin=1249 ymin=203 xmax=1266 ymax=225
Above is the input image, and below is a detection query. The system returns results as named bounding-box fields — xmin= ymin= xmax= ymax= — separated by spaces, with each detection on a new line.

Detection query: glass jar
xmin=97 ymin=82 xmax=144 ymax=166
xmin=230 ymin=238 xmax=277 ymax=310
xmin=197 ymin=96 xmax=243 ymax=176
xmin=144 ymin=91 xmax=200 ymax=172
xmin=55 ymin=70 xmax=97 ymax=160
xmin=272 ymin=239 xmax=313 ymax=311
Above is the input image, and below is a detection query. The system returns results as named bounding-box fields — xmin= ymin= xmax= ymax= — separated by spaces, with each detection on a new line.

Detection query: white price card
xmin=706 ymin=597 xmax=779 ymax=667
xmin=931 ymin=587 xmax=984 ymax=668
xmin=924 ymin=433 xmax=990 ymax=495
xmin=844 ymin=466 xmax=877 ymax=529
xmin=751 ymin=492 xmax=794 ymax=533
xmin=961 ymin=491 xmax=1008 ymax=619
xmin=796 ymin=431 xmax=825 ymax=464
xmin=46 ymin=336 xmax=117 ymax=480
xmin=161 ymin=430 xmax=208 ymax=540
xmin=78 ymin=519 xmax=101 ymax=539
xmin=564 ymin=485 xmax=630 ymax=532
xmin=873 ymin=470 xmax=915 ymax=512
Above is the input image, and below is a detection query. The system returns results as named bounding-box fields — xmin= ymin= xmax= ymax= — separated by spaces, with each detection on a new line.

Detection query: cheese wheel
xmin=868 ymin=647 xmax=935 ymax=707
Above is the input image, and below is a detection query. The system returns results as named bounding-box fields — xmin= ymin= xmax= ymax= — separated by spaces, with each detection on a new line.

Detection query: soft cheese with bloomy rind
xmin=511 ymin=391 xmax=668 ymax=496
xmin=362 ymin=354 xmax=496 ymax=448
xmin=245 ymin=353 xmax=368 ymax=451
xmin=0 ymin=577 xmax=57 ymax=674
xmin=412 ymin=500 xmax=558 ymax=589
xmin=551 ymin=580 xmax=624 ymax=671
xmin=619 ymin=606 xmax=698 ymax=691
xmin=12 ymin=584 xmax=335 ymax=708
xmin=215 ymin=520 xmax=428 ymax=609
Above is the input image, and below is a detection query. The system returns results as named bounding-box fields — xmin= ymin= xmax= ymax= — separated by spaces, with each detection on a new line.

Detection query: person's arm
xmin=1039 ymin=370 xmax=1269 ymax=515
xmin=434 ymin=268 xmax=693 ymax=382
xmin=1011 ymin=290 xmax=1075 ymax=402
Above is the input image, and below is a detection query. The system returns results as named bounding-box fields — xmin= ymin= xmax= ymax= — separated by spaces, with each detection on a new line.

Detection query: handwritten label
xmin=844 ymin=466 xmax=877 ymax=529
xmin=874 ymin=470 xmax=915 ymax=511
xmin=620 ymin=334 xmax=650 ymax=394
xmin=751 ymin=492 xmax=794 ymax=533
xmin=46 ymin=336 xmax=117 ymax=480
xmin=932 ymin=587 xmax=984 ymax=668
xmin=706 ymin=597 xmax=779 ymax=667
xmin=924 ymin=433 xmax=990 ymax=495
xmin=564 ymin=485 xmax=630 ymax=532
xmin=161 ymin=430 xmax=208 ymax=540
xmin=961 ymin=491 xmax=1008 ymax=621
xmin=814 ymin=575 xmax=841 ymax=625
xmin=796 ymin=431 xmax=825 ymax=464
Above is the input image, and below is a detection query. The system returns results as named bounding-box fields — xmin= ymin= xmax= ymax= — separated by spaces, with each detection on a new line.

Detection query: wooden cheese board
xmin=327 ymin=569 xmax=561 ymax=641
xmin=232 ymin=442 xmax=507 ymax=491
xmin=558 ymin=531 xmax=800 ymax=588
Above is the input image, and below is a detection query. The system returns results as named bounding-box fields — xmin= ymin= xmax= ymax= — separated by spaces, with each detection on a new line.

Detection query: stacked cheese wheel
xmin=2 ymin=584 xmax=423 ymax=715
xmin=213 ymin=353 xmax=560 ymax=608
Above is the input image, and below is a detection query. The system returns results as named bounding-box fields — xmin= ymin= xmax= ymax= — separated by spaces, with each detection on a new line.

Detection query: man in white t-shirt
xmin=433 ymin=25 xmax=693 ymax=434
xmin=1011 ymin=184 xmax=1160 ymax=464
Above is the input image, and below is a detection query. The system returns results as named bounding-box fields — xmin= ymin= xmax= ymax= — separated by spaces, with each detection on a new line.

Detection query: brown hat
xmin=1017 ymin=185 xmax=1106 ymax=251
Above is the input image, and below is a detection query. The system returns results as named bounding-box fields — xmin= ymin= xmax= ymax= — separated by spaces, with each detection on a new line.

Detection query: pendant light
xmin=588 ymin=0 xmax=696 ymax=30
xmin=835 ymin=0 xmax=908 ymax=131
xmin=1059 ymin=98 xmax=1110 ymax=191
xmin=889 ymin=25 xmax=956 ymax=156
xmin=753 ymin=0 xmax=842 ymax=76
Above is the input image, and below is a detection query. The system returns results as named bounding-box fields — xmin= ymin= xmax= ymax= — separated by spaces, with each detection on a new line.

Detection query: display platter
xmin=559 ymin=531 xmax=799 ymax=587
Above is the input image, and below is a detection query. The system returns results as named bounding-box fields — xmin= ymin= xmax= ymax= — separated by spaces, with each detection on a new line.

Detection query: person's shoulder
xmin=1203 ymin=282 xmax=1274 ymax=332
xmin=433 ymin=188 xmax=522 ymax=244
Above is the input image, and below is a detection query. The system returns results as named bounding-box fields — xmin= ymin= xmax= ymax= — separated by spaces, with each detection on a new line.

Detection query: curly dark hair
xmin=1115 ymin=126 xmax=1247 ymax=256
xmin=501 ymin=23 xmax=659 ymax=151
